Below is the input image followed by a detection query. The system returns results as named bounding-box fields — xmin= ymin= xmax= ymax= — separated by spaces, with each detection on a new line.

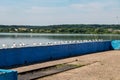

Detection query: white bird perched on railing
xmin=19 ymin=42 xmax=26 ymax=47
xmin=2 ymin=44 xmax=7 ymax=48
xmin=98 ymin=39 xmax=101 ymax=41
xmin=48 ymin=42 xmax=53 ymax=45
xmin=33 ymin=42 xmax=38 ymax=46
xmin=19 ymin=43 xmax=22 ymax=47
xmin=47 ymin=42 xmax=52 ymax=45
xmin=22 ymin=43 xmax=26 ymax=46
xmin=64 ymin=41 xmax=68 ymax=44
xmin=39 ymin=43 xmax=42 ymax=45
xmin=54 ymin=42 xmax=57 ymax=45
xmin=83 ymin=40 xmax=87 ymax=42
xmin=95 ymin=39 xmax=98 ymax=41
xmin=76 ymin=40 xmax=80 ymax=43
xmin=88 ymin=40 xmax=92 ymax=42
xmin=11 ymin=42 xmax=17 ymax=48
xmin=69 ymin=41 xmax=72 ymax=43
xmin=72 ymin=40 xmax=76 ymax=43
xmin=92 ymin=39 xmax=95 ymax=42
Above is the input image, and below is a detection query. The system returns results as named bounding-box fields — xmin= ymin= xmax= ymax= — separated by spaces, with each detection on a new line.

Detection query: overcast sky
xmin=0 ymin=0 xmax=120 ymax=25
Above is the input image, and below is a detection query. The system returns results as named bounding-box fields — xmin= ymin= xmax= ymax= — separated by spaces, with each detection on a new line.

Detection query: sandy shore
xmin=37 ymin=50 xmax=120 ymax=80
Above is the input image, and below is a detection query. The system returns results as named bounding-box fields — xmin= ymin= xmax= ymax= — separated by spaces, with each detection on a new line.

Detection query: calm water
xmin=0 ymin=33 xmax=120 ymax=48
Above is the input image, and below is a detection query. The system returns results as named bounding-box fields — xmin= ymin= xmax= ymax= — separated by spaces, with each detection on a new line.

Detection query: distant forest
xmin=0 ymin=24 xmax=120 ymax=34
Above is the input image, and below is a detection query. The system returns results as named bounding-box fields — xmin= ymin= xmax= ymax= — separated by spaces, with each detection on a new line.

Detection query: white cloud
xmin=70 ymin=2 xmax=104 ymax=9
xmin=26 ymin=7 xmax=59 ymax=14
xmin=0 ymin=0 xmax=120 ymax=25
xmin=70 ymin=2 xmax=114 ymax=12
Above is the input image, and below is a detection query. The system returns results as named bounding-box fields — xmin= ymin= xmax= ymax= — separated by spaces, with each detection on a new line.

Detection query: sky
xmin=0 ymin=0 xmax=120 ymax=25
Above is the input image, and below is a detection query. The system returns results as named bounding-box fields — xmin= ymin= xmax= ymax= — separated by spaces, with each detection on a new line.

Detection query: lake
xmin=0 ymin=33 xmax=120 ymax=48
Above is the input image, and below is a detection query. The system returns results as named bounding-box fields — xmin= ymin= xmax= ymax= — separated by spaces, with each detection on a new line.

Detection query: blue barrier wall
xmin=111 ymin=40 xmax=120 ymax=50
xmin=0 ymin=69 xmax=17 ymax=80
xmin=0 ymin=41 xmax=111 ymax=68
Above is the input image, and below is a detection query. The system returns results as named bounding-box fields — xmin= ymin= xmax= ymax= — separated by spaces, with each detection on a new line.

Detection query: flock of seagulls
xmin=2 ymin=42 xmax=26 ymax=49
xmin=1 ymin=39 xmax=104 ymax=49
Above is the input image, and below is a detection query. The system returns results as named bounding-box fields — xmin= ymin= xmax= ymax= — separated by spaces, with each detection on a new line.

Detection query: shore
xmin=37 ymin=50 xmax=120 ymax=80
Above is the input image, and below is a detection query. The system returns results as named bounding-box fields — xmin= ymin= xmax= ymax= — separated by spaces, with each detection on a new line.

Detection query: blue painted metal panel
xmin=69 ymin=41 xmax=111 ymax=56
xmin=111 ymin=40 xmax=120 ymax=50
xmin=20 ymin=46 xmax=52 ymax=64
xmin=0 ymin=41 xmax=112 ymax=68
xmin=49 ymin=44 xmax=70 ymax=59
xmin=0 ymin=48 xmax=23 ymax=67
xmin=0 ymin=69 xmax=17 ymax=80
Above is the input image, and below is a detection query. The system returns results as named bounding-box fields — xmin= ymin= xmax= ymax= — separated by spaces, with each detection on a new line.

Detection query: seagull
xmin=11 ymin=42 xmax=17 ymax=48
xmin=95 ymin=39 xmax=98 ymax=41
xmin=33 ymin=42 xmax=37 ymax=46
xmin=73 ymin=40 xmax=76 ymax=43
xmin=18 ymin=42 xmax=26 ymax=47
xmin=76 ymin=40 xmax=80 ymax=43
xmin=2 ymin=44 xmax=7 ymax=48
xmin=22 ymin=42 xmax=25 ymax=46
xmin=39 ymin=43 xmax=42 ymax=45
xmin=64 ymin=41 xmax=67 ymax=44
xmin=69 ymin=41 xmax=72 ymax=44
xmin=54 ymin=42 xmax=57 ymax=44
xmin=88 ymin=40 xmax=92 ymax=42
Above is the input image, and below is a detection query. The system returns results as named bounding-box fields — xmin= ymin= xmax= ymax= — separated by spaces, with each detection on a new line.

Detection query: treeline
xmin=0 ymin=24 xmax=120 ymax=34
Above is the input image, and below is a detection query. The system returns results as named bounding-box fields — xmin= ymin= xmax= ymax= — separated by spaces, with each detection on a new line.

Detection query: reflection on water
xmin=0 ymin=33 xmax=120 ymax=48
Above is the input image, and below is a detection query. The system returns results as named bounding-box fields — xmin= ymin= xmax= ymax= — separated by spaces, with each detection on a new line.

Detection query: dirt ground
xmin=37 ymin=50 xmax=120 ymax=80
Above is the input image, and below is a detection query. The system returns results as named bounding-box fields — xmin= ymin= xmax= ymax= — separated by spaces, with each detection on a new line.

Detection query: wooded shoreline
xmin=0 ymin=24 xmax=120 ymax=34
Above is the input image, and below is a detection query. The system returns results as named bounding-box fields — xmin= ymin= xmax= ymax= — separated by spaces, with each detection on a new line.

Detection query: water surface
xmin=0 ymin=33 xmax=120 ymax=48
